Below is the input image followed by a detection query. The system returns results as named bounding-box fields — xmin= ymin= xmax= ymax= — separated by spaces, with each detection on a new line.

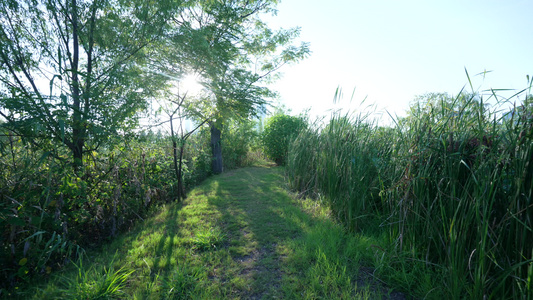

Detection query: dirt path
xmin=27 ymin=166 xmax=409 ymax=299
xmin=205 ymin=166 xmax=407 ymax=299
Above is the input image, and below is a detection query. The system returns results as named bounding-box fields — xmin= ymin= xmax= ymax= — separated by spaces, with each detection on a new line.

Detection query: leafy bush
xmin=262 ymin=114 xmax=306 ymax=165
xmin=222 ymin=118 xmax=262 ymax=169
xmin=182 ymin=128 xmax=213 ymax=188
xmin=0 ymin=128 xmax=214 ymax=294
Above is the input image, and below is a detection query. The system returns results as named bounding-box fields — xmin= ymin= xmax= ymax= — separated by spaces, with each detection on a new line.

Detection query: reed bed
xmin=287 ymin=88 xmax=533 ymax=298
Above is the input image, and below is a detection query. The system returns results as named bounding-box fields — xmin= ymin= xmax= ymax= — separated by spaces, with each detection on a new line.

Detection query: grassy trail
xmin=30 ymin=166 xmax=406 ymax=299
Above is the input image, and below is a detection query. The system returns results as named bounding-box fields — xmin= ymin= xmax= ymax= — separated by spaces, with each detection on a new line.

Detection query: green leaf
xmin=58 ymin=45 xmax=61 ymax=74
xmin=59 ymin=119 xmax=65 ymax=143
xmin=30 ymin=217 xmax=42 ymax=226
xmin=23 ymin=231 xmax=46 ymax=241
xmin=8 ymin=216 xmax=26 ymax=226
xmin=19 ymin=258 xmax=28 ymax=266
xmin=60 ymin=94 xmax=67 ymax=107
xmin=49 ymin=74 xmax=62 ymax=99
xmin=17 ymin=266 xmax=29 ymax=277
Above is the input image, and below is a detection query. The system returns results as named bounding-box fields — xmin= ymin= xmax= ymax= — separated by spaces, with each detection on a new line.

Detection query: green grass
xmin=14 ymin=166 xmax=413 ymax=299
xmin=287 ymin=89 xmax=533 ymax=299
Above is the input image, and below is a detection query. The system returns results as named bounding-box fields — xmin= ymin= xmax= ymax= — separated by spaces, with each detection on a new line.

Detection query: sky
xmin=262 ymin=0 xmax=533 ymax=122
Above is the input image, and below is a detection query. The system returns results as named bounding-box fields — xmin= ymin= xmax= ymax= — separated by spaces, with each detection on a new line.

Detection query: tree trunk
xmin=211 ymin=123 xmax=223 ymax=174
xmin=70 ymin=0 xmax=84 ymax=172
xmin=172 ymin=137 xmax=180 ymax=191
xmin=177 ymin=144 xmax=186 ymax=200
xmin=170 ymin=115 xmax=186 ymax=202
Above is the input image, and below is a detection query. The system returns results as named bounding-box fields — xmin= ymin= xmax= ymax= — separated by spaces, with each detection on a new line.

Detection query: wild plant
xmin=389 ymin=91 xmax=532 ymax=298
xmin=0 ymin=128 xmax=214 ymax=294
xmin=286 ymin=86 xmax=533 ymax=298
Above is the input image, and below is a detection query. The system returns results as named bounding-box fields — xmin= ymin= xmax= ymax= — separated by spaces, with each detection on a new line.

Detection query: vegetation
xmin=287 ymin=84 xmax=533 ymax=298
xmin=0 ymin=0 xmax=306 ymax=295
xmin=13 ymin=166 xmax=409 ymax=299
xmin=2 ymin=77 xmax=532 ymax=298
xmin=0 ymin=0 xmax=174 ymax=171
xmin=161 ymin=0 xmax=310 ymax=174
xmin=0 ymin=127 xmax=215 ymax=292
xmin=262 ymin=114 xmax=306 ymax=165
xmin=222 ymin=117 xmax=268 ymax=170
xmin=1 ymin=0 xmax=531 ymax=299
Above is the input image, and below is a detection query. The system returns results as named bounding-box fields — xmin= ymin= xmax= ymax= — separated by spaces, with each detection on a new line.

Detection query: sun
xmin=179 ymin=74 xmax=203 ymax=95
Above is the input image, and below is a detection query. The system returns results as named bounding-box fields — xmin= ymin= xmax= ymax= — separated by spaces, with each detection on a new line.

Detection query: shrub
xmin=262 ymin=114 xmax=306 ymax=165
xmin=0 ymin=128 xmax=214 ymax=294
xmin=222 ymin=118 xmax=262 ymax=169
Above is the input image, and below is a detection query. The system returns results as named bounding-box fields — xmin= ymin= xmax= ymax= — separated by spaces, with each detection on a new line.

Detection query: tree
xmin=0 ymin=0 xmax=177 ymax=172
xmin=164 ymin=0 xmax=310 ymax=173
xmin=402 ymin=92 xmax=488 ymax=131
xmin=156 ymin=88 xmax=209 ymax=202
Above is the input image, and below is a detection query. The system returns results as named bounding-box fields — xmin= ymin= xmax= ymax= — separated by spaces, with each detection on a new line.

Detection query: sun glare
xmin=179 ymin=74 xmax=203 ymax=95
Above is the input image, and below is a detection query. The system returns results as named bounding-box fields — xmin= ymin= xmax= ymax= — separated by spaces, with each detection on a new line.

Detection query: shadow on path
xmin=206 ymin=166 xmax=407 ymax=299
xmin=207 ymin=167 xmax=304 ymax=299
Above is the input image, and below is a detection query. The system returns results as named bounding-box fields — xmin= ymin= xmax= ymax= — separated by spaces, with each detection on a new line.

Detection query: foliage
xmin=0 ymin=0 xmax=309 ymax=295
xmin=0 ymin=0 xmax=175 ymax=170
xmin=287 ymin=86 xmax=533 ymax=298
xmin=287 ymin=112 xmax=387 ymax=230
xmin=156 ymin=90 xmax=211 ymax=201
xmin=160 ymin=0 xmax=310 ymax=173
xmin=222 ymin=117 xmax=264 ymax=169
xmin=192 ymin=227 xmax=226 ymax=251
xmin=22 ymin=167 xmax=408 ymax=299
xmin=167 ymin=0 xmax=310 ymax=122
xmin=262 ymin=114 xmax=306 ymax=165
xmin=181 ymin=128 xmax=213 ymax=189
xmin=0 ymin=129 xmax=213 ymax=294
xmin=57 ymin=255 xmax=134 ymax=300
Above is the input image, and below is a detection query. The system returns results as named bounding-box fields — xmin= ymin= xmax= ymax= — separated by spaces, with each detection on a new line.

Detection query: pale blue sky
xmin=264 ymin=0 xmax=533 ymax=121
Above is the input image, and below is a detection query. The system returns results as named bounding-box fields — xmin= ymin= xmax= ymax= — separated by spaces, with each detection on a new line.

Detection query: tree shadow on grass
xmin=111 ymin=200 xmax=195 ymax=298
xmin=208 ymin=166 xmax=409 ymax=299
xmin=205 ymin=167 xmax=304 ymax=298
xmin=34 ymin=166 xmax=409 ymax=299
xmin=95 ymin=193 xmax=222 ymax=299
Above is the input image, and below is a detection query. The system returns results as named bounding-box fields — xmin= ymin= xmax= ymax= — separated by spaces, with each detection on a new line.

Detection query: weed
xmin=57 ymin=255 xmax=134 ymax=299
xmin=192 ymin=227 xmax=226 ymax=251
xmin=21 ymin=166 xmax=407 ymax=299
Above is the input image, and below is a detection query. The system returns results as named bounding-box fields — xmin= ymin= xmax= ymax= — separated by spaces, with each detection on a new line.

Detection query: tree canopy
xmin=1 ymin=0 xmax=309 ymax=174
xmin=0 ymin=0 xmax=178 ymax=170
xmin=159 ymin=0 xmax=310 ymax=173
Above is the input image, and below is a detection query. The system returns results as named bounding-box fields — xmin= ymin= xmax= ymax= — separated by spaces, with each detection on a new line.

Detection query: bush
xmin=222 ymin=118 xmax=262 ymax=169
xmin=0 ymin=128 xmax=214 ymax=294
xmin=262 ymin=114 xmax=306 ymax=165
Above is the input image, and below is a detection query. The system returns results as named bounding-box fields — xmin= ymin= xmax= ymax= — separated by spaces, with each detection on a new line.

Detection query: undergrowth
xmin=13 ymin=166 xmax=409 ymax=299
xmin=0 ymin=129 xmax=214 ymax=295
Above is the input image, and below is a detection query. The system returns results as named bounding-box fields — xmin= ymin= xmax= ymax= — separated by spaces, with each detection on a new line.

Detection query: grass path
xmin=31 ymin=166 xmax=408 ymax=299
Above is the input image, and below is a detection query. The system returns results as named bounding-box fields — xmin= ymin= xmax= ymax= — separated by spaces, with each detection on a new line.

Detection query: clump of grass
xmin=57 ymin=255 xmax=134 ymax=299
xmin=390 ymin=90 xmax=533 ymax=298
xmin=305 ymin=249 xmax=353 ymax=298
xmin=160 ymin=264 xmax=206 ymax=299
xmin=192 ymin=227 xmax=226 ymax=251
xmin=288 ymin=107 xmax=392 ymax=231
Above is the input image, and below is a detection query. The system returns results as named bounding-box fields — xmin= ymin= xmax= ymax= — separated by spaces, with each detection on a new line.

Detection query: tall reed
xmin=286 ymin=88 xmax=533 ymax=298
xmin=288 ymin=108 xmax=392 ymax=230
